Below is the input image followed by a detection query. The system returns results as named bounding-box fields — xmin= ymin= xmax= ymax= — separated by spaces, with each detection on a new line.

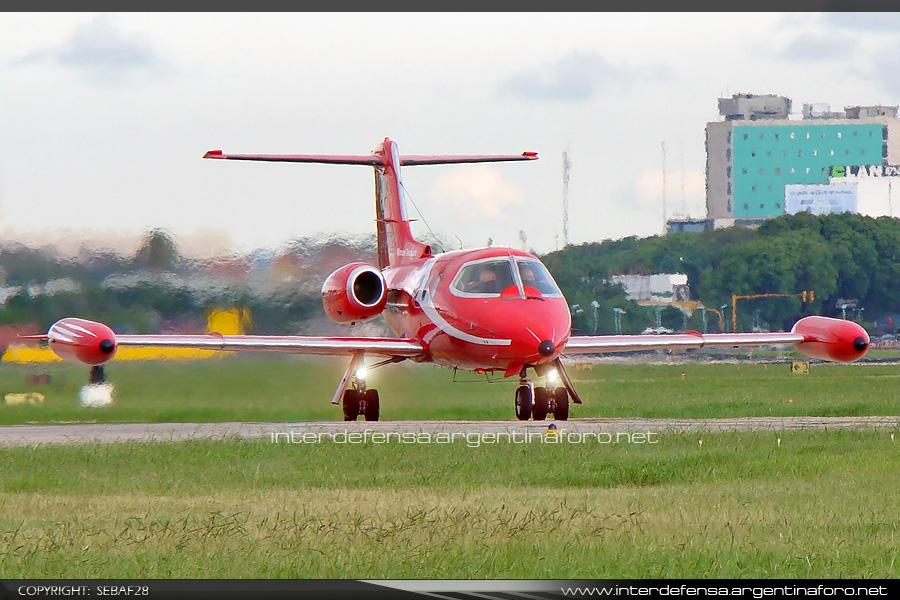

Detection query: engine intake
xmin=322 ymin=263 xmax=387 ymax=324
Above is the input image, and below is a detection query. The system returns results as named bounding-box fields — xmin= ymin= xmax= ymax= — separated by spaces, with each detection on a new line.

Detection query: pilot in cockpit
xmin=465 ymin=266 xmax=499 ymax=293
xmin=520 ymin=264 xmax=537 ymax=287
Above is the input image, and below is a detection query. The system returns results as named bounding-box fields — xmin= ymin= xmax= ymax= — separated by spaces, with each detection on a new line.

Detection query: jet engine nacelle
xmin=321 ymin=262 xmax=387 ymax=324
xmin=47 ymin=318 xmax=118 ymax=365
xmin=792 ymin=315 xmax=869 ymax=363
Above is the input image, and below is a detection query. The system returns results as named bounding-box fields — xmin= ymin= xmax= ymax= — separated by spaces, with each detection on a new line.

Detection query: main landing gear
xmin=80 ymin=365 xmax=114 ymax=408
xmin=514 ymin=366 xmax=569 ymax=421
xmin=333 ymin=354 xmax=407 ymax=421
xmin=89 ymin=366 xmax=106 ymax=384
xmin=342 ymin=368 xmax=380 ymax=422
xmin=333 ymin=354 xmax=399 ymax=422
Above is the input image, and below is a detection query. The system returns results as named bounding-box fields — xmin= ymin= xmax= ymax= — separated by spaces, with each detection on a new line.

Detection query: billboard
xmin=784 ymin=183 xmax=858 ymax=215
xmin=830 ymin=165 xmax=900 ymax=178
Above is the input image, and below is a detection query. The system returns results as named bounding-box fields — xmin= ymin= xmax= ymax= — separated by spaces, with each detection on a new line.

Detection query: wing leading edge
xmin=563 ymin=332 xmax=806 ymax=355
xmin=114 ymin=334 xmax=425 ymax=358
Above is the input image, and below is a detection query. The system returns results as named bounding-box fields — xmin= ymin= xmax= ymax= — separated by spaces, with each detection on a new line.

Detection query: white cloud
xmin=428 ymin=166 xmax=525 ymax=220
xmin=820 ymin=12 xmax=900 ymax=32
xmin=500 ymin=50 xmax=670 ymax=102
xmin=12 ymin=14 xmax=172 ymax=84
xmin=778 ymin=33 xmax=860 ymax=62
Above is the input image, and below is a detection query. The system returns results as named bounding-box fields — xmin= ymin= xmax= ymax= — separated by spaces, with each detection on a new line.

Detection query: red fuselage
xmin=379 ymin=246 xmax=571 ymax=375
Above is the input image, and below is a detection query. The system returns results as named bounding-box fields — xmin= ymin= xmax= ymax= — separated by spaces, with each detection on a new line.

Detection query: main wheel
xmin=514 ymin=385 xmax=533 ymax=421
xmin=532 ymin=387 xmax=550 ymax=421
xmin=363 ymin=389 xmax=380 ymax=421
xmin=342 ymin=389 xmax=361 ymax=421
xmin=553 ymin=387 xmax=569 ymax=421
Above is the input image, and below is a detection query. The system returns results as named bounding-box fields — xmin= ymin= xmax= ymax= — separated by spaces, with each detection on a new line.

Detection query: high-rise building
xmin=705 ymin=93 xmax=900 ymax=221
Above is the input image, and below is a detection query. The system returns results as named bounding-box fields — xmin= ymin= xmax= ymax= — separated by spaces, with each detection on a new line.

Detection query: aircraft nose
xmin=538 ymin=339 xmax=555 ymax=357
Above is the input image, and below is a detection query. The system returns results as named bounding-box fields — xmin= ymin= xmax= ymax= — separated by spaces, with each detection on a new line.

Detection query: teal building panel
xmin=731 ymin=123 xmax=885 ymax=218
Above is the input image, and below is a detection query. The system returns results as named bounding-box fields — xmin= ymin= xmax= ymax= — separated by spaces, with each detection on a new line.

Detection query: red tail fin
xmin=371 ymin=139 xmax=430 ymax=268
xmin=203 ymin=138 xmax=538 ymax=268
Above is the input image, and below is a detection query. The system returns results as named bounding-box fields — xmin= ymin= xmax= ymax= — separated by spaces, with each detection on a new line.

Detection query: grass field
xmin=2 ymin=353 xmax=900 ymax=424
xmin=3 ymin=355 xmax=900 ymax=578
xmin=1 ymin=431 xmax=899 ymax=578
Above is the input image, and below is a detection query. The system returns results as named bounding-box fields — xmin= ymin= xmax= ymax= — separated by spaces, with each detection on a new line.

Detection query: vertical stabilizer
xmin=371 ymin=139 xmax=432 ymax=269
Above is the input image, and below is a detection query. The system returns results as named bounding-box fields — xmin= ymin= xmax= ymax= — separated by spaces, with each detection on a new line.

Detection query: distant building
xmin=610 ymin=273 xmax=690 ymax=304
xmin=665 ymin=218 xmax=713 ymax=234
xmin=665 ymin=217 xmax=768 ymax=234
xmin=706 ymin=93 xmax=900 ymax=221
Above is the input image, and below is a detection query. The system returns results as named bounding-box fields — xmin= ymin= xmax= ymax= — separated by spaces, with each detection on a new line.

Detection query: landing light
xmin=546 ymin=369 xmax=559 ymax=383
xmin=355 ymin=368 xmax=368 ymax=381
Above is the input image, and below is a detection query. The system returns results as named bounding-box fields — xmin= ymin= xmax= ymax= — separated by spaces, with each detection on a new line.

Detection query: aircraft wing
xmin=562 ymin=331 xmax=805 ymax=355
xmin=22 ymin=318 xmax=427 ymax=366
xmin=563 ymin=316 xmax=870 ymax=365
xmin=114 ymin=334 xmax=425 ymax=357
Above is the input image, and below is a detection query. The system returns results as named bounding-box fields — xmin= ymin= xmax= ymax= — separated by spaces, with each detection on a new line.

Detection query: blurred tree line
xmin=3 ymin=213 xmax=900 ymax=336
xmin=0 ymin=229 xmax=321 ymax=335
xmin=542 ymin=212 xmax=900 ymax=334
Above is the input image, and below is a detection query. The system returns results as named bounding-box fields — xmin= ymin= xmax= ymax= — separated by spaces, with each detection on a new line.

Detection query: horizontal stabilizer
xmin=203 ymin=150 xmax=538 ymax=166
xmin=203 ymin=151 xmax=382 ymax=165
xmin=399 ymin=152 xmax=538 ymax=166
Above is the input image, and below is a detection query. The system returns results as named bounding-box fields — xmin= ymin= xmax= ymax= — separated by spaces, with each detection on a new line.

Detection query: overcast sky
xmin=3 ymin=12 xmax=900 ymax=258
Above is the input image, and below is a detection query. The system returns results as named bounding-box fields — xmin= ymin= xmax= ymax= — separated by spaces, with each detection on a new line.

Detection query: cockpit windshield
xmin=452 ymin=259 xmax=517 ymax=296
xmin=450 ymin=256 xmax=562 ymax=298
xmin=515 ymin=258 xmax=563 ymax=297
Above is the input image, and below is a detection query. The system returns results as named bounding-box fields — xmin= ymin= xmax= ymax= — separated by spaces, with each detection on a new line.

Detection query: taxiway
xmin=1 ymin=416 xmax=899 ymax=446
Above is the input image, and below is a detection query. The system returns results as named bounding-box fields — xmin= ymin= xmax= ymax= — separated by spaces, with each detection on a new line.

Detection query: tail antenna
xmin=399 ymin=181 xmax=440 ymax=251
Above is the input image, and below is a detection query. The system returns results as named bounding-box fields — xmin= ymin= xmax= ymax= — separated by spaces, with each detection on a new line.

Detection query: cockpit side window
xmin=451 ymin=259 xmax=516 ymax=296
xmin=515 ymin=259 xmax=563 ymax=297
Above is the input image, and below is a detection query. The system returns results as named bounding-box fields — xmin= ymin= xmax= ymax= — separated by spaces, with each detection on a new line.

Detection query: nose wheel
xmin=514 ymin=368 xmax=569 ymax=421
xmin=514 ymin=385 xmax=533 ymax=420
xmin=552 ymin=387 xmax=569 ymax=420
xmin=533 ymin=387 xmax=549 ymax=420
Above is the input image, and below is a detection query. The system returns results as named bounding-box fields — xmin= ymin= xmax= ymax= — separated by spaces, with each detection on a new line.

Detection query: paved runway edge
xmin=2 ymin=416 xmax=900 ymax=447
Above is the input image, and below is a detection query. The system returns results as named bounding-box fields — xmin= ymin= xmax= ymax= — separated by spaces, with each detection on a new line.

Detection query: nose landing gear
xmin=514 ymin=382 xmax=533 ymax=421
xmin=514 ymin=366 xmax=569 ymax=421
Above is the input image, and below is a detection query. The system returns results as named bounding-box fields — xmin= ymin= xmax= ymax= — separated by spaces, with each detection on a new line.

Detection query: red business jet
xmin=27 ymin=138 xmax=870 ymax=421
